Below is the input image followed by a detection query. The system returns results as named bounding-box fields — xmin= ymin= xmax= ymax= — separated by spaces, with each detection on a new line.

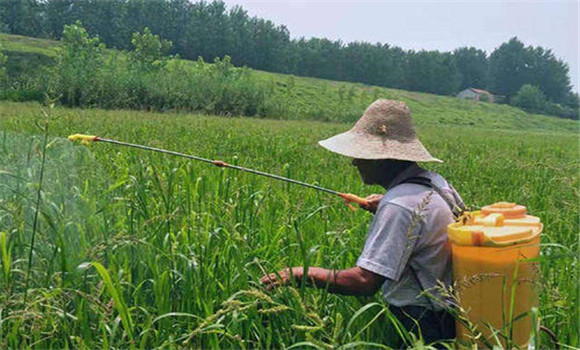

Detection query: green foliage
xmin=508 ymin=85 xmax=578 ymax=120
xmin=510 ymin=84 xmax=547 ymax=112
xmin=52 ymin=21 xmax=105 ymax=106
xmin=489 ymin=37 xmax=571 ymax=103
xmin=130 ymin=27 xmax=173 ymax=72
xmin=60 ymin=20 xmax=104 ymax=55
xmin=1 ymin=31 xmax=579 ymax=125
xmin=561 ymin=92 xmax=580 ymax=119
xmin=182 ymin=56 xmax=269 ymax=116
xmin=453 ymin=47 xmax=488 ymax=90
xmin=0 ymin=1 xmax=574 ymax=102
xmin=0 ymin=0 xmax=44 ymax=37
xmin=0 ymin=42 xmax=6 ymax=82
xmin=404 ymin=50 xmax=460 ymax=95
xmin=543 ymin=101 xmax=579 ymax=120
xmin=478 ymin=93 xmax=490 ymax=103
xmin=0 ymin=102 xmax=577 ymax=348
xmin=9 ymin=22 xmax=267 ymax=116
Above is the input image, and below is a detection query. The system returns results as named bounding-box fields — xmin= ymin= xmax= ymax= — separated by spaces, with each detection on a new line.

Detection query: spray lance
xmin=68 ymin=134 xmax=369 ymax=209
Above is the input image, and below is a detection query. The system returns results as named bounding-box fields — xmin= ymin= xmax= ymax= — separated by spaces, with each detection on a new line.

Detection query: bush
xmin=510 ymin=84 xmax=547 ymax=112
xmin=509 ymin=84 xmax=578 ymax=119
xmin=0 ymin=88 xmax=44 ymax=102
xmin=544 ymin=102 xmax=579 ymax=120
xmin=0 ymin=43 xmax=6 ymax=83
xmin=478 ymin=93 xmax=490 ymax=103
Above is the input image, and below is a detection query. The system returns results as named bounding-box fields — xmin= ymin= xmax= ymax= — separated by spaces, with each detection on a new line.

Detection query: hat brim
xmin=318 ymin=131 xmax=442 ymax=162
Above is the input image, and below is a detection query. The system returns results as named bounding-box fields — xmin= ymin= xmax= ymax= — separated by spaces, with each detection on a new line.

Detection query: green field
xmin=0 ymin=101 xmax=578 ymax=348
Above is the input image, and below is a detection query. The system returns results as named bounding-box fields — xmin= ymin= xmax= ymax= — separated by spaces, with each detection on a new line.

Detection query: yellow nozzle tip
xmin=68 ymin=134 xmax=97 ymax=145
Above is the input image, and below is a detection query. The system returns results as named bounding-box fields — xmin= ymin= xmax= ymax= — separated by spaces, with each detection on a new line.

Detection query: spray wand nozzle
xmin=68 ymin=134 xmax=99 ymax=145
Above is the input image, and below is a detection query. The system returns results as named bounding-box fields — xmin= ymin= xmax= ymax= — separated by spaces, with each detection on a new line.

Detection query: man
xmin=260 ymin=99 xmax=464 ymax=344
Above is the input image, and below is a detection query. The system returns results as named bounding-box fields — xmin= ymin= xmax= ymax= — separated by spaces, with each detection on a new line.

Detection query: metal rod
xmin=97 ymin=137 xmax=341 ymax=196
xmin=68 ymin=134 xmax=367 ymax=207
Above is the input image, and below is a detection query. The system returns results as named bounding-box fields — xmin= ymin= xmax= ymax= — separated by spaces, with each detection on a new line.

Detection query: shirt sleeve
xmin=356 ymin=202 xmax=423 ymax=281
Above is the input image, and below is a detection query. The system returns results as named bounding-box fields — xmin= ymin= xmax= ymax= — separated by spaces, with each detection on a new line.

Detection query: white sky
xmin=221 ymin=0 xmax=579 ymax=92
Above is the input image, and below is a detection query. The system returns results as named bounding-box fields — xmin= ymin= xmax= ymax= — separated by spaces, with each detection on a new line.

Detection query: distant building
xmin=456 ymin=88 xmax=495 ymax=103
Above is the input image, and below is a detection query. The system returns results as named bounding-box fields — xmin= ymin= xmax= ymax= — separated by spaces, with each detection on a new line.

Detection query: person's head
xmin=351 ymin=158 xmax=414 ymax=187
xmin=318 ymin=100 xmax=441 ymax=179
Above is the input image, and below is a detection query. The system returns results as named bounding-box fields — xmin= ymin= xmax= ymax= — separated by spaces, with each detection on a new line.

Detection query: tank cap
xmin=481 ymin=202 xmax=526 ymax=219
xmin=490 ymin=202 xmax=516 ymax=209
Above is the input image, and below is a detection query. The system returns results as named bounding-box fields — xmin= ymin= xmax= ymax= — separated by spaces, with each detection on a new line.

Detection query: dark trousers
xmin=390 ymin=305 xmax=456 ymax=347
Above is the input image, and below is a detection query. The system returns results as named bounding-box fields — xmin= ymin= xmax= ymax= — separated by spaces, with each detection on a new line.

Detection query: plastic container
xmin=448 ymin=202 xmax=542 ymax=347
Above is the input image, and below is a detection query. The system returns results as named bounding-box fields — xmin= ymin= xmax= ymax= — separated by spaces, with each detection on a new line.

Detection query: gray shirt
xmin=356 ymin=164 xmax=462 ymax=311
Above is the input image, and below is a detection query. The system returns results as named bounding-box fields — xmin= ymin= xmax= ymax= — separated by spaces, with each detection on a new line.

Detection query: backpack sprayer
xmin=68 ymin=134 xmax=369 ymax=209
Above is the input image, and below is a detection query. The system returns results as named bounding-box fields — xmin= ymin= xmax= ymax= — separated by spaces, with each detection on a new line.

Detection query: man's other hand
xmin=360 ymin=194 xmax=383 ymax=213
xmin=260 ymin=267 xmax=303 ymax=290
xmin=259 ymin=266 xmax=384 ymax=296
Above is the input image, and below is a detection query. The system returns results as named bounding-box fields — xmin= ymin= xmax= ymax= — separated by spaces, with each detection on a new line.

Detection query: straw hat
xmin=318 ymin=100 xmax=441 ymax=162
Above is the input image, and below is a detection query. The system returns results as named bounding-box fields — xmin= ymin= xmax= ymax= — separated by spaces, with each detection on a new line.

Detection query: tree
xmin=183 ymin=1 xmax=230 ymax=61
xmin=489 ymin=38 xmax=529 ymax=96
xmin=404 ymin=50 xmax=460 ymax=95
xmin=0 ymin=0 xmax=44 ymax=36
xmin=489 ymin=37 xmax=572 ymax=103
xmin=342 ymin=42 xmax=406 ymax=88
xmin=453 ymin=47 xmax=488 ymax=90
xmin=130 ymin=27 xmax=172 ymax=71
xmin=525 ymin=46 xmax=571 ymax=103
xmin=74 ymin=0 xmax=127 ymax=49
xmin=44 ymin=0 xmax=87 ymax=39
xmin=54 ymin=21 xmax=105 ymax=106
xmin=288 ymin=37 xmax=343 ymax=79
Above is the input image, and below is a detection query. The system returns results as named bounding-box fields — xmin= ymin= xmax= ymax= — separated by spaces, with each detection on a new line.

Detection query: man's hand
xmin=260 ymin=267 xmax=304 ymax=290
xmin=260 ymin=266 xmax=384 ymax=296
xmin=360 ymin=194 xmax=383 ymax=213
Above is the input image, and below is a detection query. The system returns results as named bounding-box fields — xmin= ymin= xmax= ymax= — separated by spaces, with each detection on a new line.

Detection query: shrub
xmin=544 ymin=102 xmax=579 ymax=120
xmin=510 ymin=85 xmax=578 ymax=119
xmin=0 ymin=43 xmax=6 ymax=83
xmin=478 ymin=93 xmax=490 ymax=103
xmin=510 ymin=84 xmax=547 ymax=112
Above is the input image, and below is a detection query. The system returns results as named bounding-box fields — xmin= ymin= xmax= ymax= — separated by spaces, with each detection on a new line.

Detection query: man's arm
xmin=260 ymin=266 xmax=385 ymax=296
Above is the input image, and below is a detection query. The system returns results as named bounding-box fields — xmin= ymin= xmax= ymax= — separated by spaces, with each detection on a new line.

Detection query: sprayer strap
xmin=402 ymin=176 xmax=465 ymax=312
xmin=403 ymin=176 xmax=466 ymax=220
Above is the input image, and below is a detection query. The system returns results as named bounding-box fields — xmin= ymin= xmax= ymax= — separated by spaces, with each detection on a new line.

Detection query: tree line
xmin=1 ymin=0 xmax=577 ymax=118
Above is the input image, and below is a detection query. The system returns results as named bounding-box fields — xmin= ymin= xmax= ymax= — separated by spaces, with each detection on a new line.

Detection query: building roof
xmin=470 ymin=88 xmax=493 ymax=95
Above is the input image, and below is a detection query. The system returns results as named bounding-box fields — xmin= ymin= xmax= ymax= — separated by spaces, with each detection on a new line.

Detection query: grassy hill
xmin=1 ymin=33 xmax=578 ymax=133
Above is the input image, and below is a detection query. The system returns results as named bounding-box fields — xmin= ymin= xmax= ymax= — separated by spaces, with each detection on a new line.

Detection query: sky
xmin=221 ymin=0 xmax=579 ymax=92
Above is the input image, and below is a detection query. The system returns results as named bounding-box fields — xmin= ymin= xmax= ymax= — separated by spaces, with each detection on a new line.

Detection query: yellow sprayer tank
xmin=448 ymin=202 xmax=542 ymax=347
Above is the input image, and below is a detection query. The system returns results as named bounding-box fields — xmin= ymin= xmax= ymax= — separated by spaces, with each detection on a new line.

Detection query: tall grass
xmin=0 ymin=102 xmax=577 ymax=348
